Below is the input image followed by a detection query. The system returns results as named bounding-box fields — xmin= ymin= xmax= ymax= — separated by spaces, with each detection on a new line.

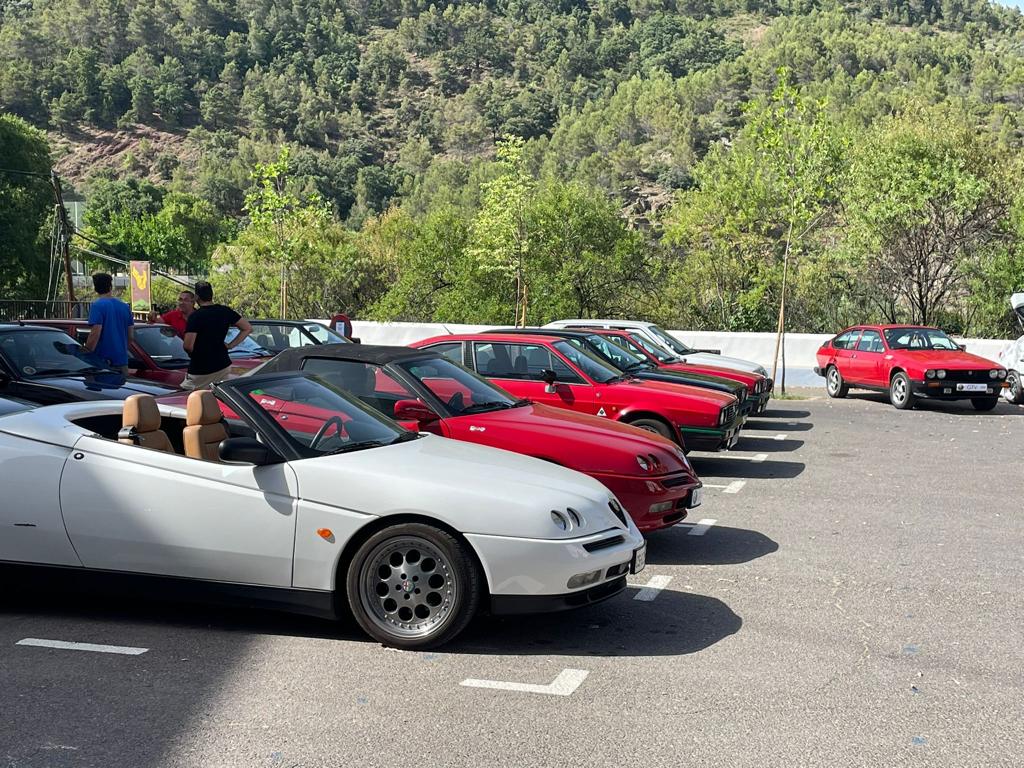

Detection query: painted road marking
xmin=461 ymin=669 xmax=589 ymax=697
xmin=704 ymin=481 xmax=746 ymax=494
xmin=750 ymin=453 xmax=768 ymax=462
xmin=632 ymin=575 xmax=672 ymax=601
xmin=16 ymin=638 xmax=148 ymax=656
xmin=688 ymin=519 xmax=717 ymax=536
xmin=774 ymin=434 xmax=788 ymax=441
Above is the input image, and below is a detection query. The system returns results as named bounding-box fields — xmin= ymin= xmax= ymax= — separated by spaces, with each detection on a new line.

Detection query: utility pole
xmin=50 ymin=171 xmax=76 ymax=303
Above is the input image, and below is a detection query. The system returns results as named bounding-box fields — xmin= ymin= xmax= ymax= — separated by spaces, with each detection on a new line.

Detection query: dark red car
xmin=815 ymin=325 xmax=1008 ymax=410
xmin=35 ymin=319 xmax=272 ymax=387
xmin=412 ymin=333 xmax=741 ymax=452
xmin=587 ymin=329 xmax=772 ymax=414
xmin=254 ymin=344 xmax=704 ymax=533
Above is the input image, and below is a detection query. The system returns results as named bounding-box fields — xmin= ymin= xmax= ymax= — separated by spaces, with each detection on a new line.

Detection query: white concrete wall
xmin=332 ymin=320 xmax=1014 ymax=388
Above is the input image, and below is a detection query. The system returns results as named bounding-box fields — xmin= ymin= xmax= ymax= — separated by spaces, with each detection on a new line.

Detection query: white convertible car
xmin=0 ymin=371 xmax=645 ymax=648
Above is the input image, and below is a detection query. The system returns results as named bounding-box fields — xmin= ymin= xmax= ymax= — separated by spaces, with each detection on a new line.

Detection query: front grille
xmin=608 ymin=500 xmax=628 ymax=526
xmin=720 ymin=403 xmax=737 ymax=424
xmin=584 ymin=535 xmax=625 ymax=553
xmin=736 ymin=388 xmax=747 ymax=402
xmin=942 ymin=369 xmax=992 ymax=383
xmin=662 ymin=473 xmax=692 ymax=488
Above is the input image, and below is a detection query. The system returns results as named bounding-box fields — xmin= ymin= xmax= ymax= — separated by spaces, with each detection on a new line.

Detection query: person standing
xmin=83 ymin=273 xmax=134 ymax=376
xmin=160 ymin=289 xmax=196 ymax=337
xmin=182 ymin=281 xmax=252 ymax=390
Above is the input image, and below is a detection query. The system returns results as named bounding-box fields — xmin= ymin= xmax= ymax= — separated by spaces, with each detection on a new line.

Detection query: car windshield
xmin=226 ymin=327 xmax=274 ymax=357
xmin=232 ymin=374 xmax=416 ymax=455
xmin=135 ymin=326 xmax=190 ymax=367
xmin=583 ymin=334 xmax=650 ymax=371
xmin=884 ymin=328 xmax=960 ymax=351
xmin=645 ymin=325 xmax=695 ymax=355
xmin=625 ymin=332 xmax=677 ymax=363
xmin=0 ymin=329 xmax=112 ymax=377
xmin=552 ymin=339 xmax=622 ymax=383
xmin=303 ymin=323 xmax=347 ymax=344
xmin=396 ymin=357 xmax=523 ymax=415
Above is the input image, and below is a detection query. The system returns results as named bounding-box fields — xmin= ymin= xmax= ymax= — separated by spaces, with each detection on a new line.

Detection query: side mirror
xmin=394 ymin=398 xmax=439 ymax=424
xmin=541 ymin=369 xmax=558 ymax=385
xmin=350 ymin=337 xmax=361 ymax=344
xmin=219 ymin=436 xmax=280 ymax=466
xmin=958 ymin=344 xmax=967 ymax=352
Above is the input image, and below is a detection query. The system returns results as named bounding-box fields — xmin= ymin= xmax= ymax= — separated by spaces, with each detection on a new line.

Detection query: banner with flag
xmin=129 ymin=261 xmax=152 ymax=312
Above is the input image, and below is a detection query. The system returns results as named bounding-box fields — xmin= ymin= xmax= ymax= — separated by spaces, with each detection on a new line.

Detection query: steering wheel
xmin=311 ymin=416 xmax=346 ymax=449
xmin=446 ymin=391 xmax=465 ymax=413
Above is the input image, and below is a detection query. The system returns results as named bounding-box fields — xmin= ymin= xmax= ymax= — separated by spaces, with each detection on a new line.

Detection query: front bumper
xmin=465 ymin=523 xmax=644 ymax=611
xmin=911 ymin=380 xmax=1004 ymax=399
xmin=681 ymin=419 xmax=742 ymax=452
xmin=594 ymin=471 xmax=701 ymax=533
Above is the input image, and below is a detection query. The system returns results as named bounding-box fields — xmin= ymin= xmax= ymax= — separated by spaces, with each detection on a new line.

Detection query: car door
xmin=59 ymin=435 xmax=299 ymax=586
xmin=849 ymin=329 xmax=885 ymax=386
xmin=831 ymin=329 xmax=862 ymax=382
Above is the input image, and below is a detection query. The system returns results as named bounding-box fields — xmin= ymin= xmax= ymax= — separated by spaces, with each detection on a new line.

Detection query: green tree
xmin=0 ymin=114 xmax=52 ymax=297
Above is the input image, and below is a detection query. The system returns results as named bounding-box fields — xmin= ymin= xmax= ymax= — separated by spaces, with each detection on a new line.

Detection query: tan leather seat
xmin=183 ymin=390 xmax=227 ymax=461
xmin=119 ymin=394 xmax=175 ymax=453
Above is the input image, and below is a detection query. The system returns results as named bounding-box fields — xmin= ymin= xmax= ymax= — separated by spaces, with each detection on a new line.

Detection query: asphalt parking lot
xmin=2 ymin=392 xmax=1023 ymax=768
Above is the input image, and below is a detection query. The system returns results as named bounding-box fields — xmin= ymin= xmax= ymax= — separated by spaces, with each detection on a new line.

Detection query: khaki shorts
xmin=182 ymin=366 xmax=232 ymax=390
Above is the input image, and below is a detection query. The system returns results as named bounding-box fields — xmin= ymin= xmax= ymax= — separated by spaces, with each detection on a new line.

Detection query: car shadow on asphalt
xmin=645 ymin=524 xmax=778 ymax=566
xmin=757 ymin=407 xmax=812 ymax=419
xmin=452 ymin=589 xmax=741 ymax=657
xmin=732 ymin=436 xmax=804 ymax=452
xmin=846 ymin=391 xmax=1024 ymax=415
xmin=688 ymin=455 xmax=805 ymax=479
xmin=743 ymin=419 xmax=813 ymax=432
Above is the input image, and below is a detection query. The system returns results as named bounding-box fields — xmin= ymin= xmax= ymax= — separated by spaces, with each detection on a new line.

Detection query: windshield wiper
xmin=391 ymin=431 xmax=421 ymax=443
xmin=461 ymin=401 xmax=516 ymax=413
xmin=624 ymin=362 xmax=654 ymax=372
xmin=324 ymin=439 xmax=387 ymax=455
xmin=31 ymin=367 xmax=108 ymax=376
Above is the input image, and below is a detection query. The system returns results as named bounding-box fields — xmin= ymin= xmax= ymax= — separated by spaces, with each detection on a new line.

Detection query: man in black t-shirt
xmin=182 ymin=281 xmax=253 ymax=390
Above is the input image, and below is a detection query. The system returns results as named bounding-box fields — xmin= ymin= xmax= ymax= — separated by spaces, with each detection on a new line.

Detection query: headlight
xmin=937 ymin=369 xmax=946 ymax=379
xmin=999 ymin=370 xmax=1007 ymax=379
xmin=550 ymin=510 xmax=569 ymax=531
xmin=990 ymin=369 xmax=999 ymax=380
xmin=636 ymin=455 xmax=650 ymax=471
xmin=926 ymin=369 xmax=936 ymax=379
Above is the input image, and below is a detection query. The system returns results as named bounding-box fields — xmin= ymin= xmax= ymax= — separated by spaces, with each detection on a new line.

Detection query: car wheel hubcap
xmin=828 ymin=369 xmax=840 ymax=392
xmin=360 ymin=536 xmax=457 ymax=639
xmin=893 ymin=378 xmax=906 ymax=402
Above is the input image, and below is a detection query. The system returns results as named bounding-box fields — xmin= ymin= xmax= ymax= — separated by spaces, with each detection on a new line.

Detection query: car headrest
xmin=123 ymin=394 xmax=162 ymax=433
xmin=186 ymin=390 xmax=222 ymax=426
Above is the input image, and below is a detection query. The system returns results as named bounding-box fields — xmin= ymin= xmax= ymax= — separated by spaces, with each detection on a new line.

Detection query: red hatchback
xmin=33 ymin=319 xmax=272 ymax=386
xmin=255 ymin=344 xmax=703 ymax=533
xmin=412 ymin=333 xmax=741 ymax=452
xmin=815 ymin=325 xmax=1008 ymax=410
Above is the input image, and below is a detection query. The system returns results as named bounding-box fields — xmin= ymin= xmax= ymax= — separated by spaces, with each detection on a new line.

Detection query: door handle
xmin=851 ymin=353 xmax=857 ymax=358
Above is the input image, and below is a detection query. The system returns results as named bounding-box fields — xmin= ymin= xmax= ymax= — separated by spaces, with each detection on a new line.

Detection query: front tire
xmin=971 ymin=397 xmax=999 ymax=412
xmin=346 ymin=523 xmax=481 ymax=649
xmin=890 ymin=372 xmax=915 ymax=410
xmin=825 ymin=365 xmax=849 ymax=398
xmin=1003 ymin=371 xmax=1024 ymax=404
xmin=627 ymin=417 xmax=675 ymax=443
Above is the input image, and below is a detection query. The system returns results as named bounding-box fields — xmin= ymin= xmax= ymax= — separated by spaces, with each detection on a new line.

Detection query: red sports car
xmin=587 ymin=329 xmax=773 ymax=414
xmin=412 ymin=333 xmax=741 ymax=452
xmin=35 ymin=319 xmax=272 ymax=386
xmin=815 ymin=325 xmax=1008 ymax=410
xmin=254 ymin=344 xmax=704 ymax=533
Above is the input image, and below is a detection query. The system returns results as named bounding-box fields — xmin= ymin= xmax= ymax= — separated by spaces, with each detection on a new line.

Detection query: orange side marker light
xmin=317 ymin=528 xmax=334 ymax=541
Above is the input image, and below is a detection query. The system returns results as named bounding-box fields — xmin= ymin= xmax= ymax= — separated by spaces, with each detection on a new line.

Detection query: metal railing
xmin=0 ymin=300 xmax=93 ymax=322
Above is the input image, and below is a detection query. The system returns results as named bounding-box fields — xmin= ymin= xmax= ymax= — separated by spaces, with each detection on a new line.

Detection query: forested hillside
xmin=2 ymin=0 xmax=1024 ymax=336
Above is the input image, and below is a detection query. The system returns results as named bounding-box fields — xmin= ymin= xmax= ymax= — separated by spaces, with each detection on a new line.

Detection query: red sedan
xmin=587 ymin=329 xmax=773 ymax=414
xmin=412 ymin=333 xmax=741 ymax=452
xmin=254 ymin=344 xmax=703 ymax=533
xmin=33 ymin=319 xmax=271 ymax=386
xmin=815 ymin=325 xmax=1008 ymax=410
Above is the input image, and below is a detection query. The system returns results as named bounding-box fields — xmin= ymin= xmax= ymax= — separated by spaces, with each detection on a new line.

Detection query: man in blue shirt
xmin=83 ymin=273 xmax=134 ymax=375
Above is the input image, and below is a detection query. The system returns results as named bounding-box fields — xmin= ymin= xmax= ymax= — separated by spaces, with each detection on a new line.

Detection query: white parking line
xmin=774 ymin=434 xmax=788 ymax=441
xmin=632 ymin=575 xmax=672 ymax=601
xmin=702 ymin=480 xmax=746 ymax=494
xmin=688 ymin=518 xmax=717 ymax=536
xmin=460 ymin=669 xmax=589 ymax=697
xmin=750 ymin=453 xmax=768 ymax=462
xmin=16 ymin=638 xmax=148 ymax=656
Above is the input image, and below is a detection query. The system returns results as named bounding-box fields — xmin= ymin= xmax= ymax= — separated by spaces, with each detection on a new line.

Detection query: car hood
xmin=680 ymin=351 xmax=765 ymax=375
xmin=663 ymin=362 xmax=758 ymax=387
xmin=637 ymin=367 xmax=746 ymax=394
xmin=291 ymin=434 xmax=634 ymax=539
xmin=893 ymin=350 xmax=1002 ymax=370
xmin=452 ymin=403 xmax=693 ymax=477
xmin=29 ymin=374 xmax=178 ymax=400
xmin=610 ymin=377 xmax=737 ymax=410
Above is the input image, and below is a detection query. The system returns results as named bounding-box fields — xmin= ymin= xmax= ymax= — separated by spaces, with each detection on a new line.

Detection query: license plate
xmin=630 ymin=543 xmax=647 ymax=574
xmin=689 ymin=486 xmax=704 ymax=508
xmin=956 ymin=383 xmax=987 ymax=392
